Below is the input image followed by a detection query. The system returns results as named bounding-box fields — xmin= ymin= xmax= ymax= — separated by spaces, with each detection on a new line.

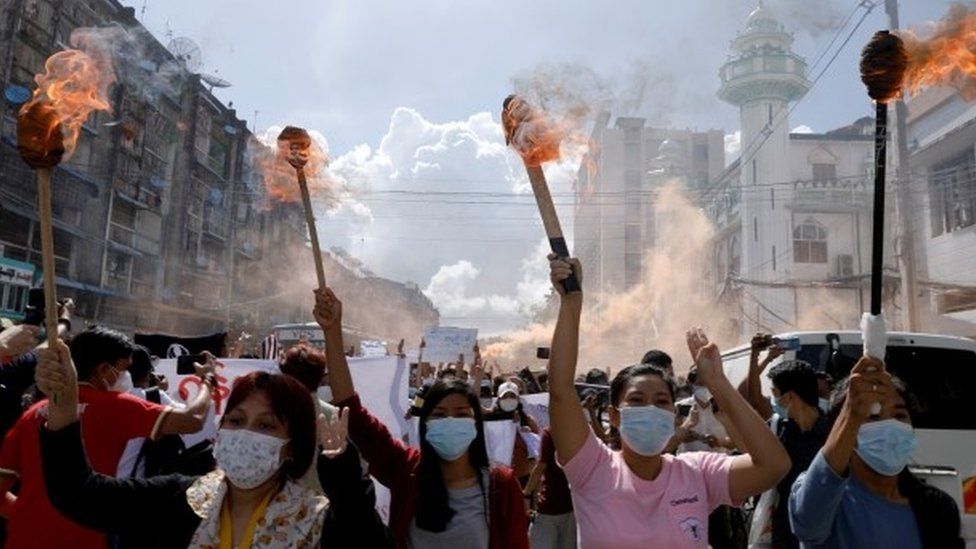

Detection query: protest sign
xmin=422 ymin=326 xmax=477 ymax=363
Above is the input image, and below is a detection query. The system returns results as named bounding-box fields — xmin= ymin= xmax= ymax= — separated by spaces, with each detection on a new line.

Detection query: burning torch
xmin=502 ymin=94 xmax=580 ymax=293
xmin=277 ymin=126 xmax=327 ymax=290
xmin=16 ymin=103 xmax=63 ymax=352
xmin=858 ymin=30 xmax=909 ymax=413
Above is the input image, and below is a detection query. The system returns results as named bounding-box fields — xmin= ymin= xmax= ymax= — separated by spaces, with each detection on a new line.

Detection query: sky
xmin=123 ymin=0 xmax=953 ymax=336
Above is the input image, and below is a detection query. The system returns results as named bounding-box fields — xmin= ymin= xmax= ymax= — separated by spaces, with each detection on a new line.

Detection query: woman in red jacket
xmin=313 ymin=287 xmax=529 ymax=549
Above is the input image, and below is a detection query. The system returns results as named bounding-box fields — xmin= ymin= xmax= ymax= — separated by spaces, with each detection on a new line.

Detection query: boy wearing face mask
xmin=0 ymin=327 xmax=214 ymax=549
xmin=789 ymin=357 xmax=963 ymax=548
xmin=764 ymin=360 xmax=830 ymax=549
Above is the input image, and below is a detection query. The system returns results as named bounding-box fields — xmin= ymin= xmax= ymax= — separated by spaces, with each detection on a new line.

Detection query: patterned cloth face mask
xmin=214 ymin=428 xmax=289 ymax=489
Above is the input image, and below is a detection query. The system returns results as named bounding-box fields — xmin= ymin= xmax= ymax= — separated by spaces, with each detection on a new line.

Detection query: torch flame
xmin=502 ymin=94 xmax=590 ymax=167
xmin=898 ymin=5 xmax=976 ymax=100
xmin=252 ymin=127 xmax=333 ymax=205
xmin=19 ymin=34 xmax=115 ymax=160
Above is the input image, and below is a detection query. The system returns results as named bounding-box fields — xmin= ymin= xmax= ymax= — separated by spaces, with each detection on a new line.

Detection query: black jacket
xmin=40 ymin=422 xmax=393 ymax=548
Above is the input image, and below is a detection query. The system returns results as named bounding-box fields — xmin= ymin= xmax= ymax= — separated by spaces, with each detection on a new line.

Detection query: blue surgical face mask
xmin=618 ymin=405 xmax=675 ymax=457
xmin=855 ymin=419 xmax=917 ymax=476
xmin=818 ymin=398 xmax=829 ymax=414
xmin=425 ymin=417 xmax=477 ymax=461
xmin=770 ymin=395 xmax=788 ymax=419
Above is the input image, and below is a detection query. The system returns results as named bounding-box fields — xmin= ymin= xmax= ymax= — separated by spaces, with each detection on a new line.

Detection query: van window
xmin=798 ymin=344 xmax=976 ymax=430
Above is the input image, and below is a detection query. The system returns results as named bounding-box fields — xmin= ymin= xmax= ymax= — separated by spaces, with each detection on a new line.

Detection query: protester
xmin=789 ymin=357 xmax=963 ymax=548
xmin=814 ymin=371 xmax=833 ymax=414
xmin=279 ymin=343 xmax=340 ymax=493
xmin=640 ymin=349 xmax=674 ymax=378
xmin=0 ymin=327 xmax=215 ymax=549
xmin=485 ymin=381 xmax=540 ymax=485
xmin=546 ymin=255 xmax=790 ymax=548
xmin=676 ymin=367 xmax=734 ymax=454
xmin=33 ymin=340 xmax=392 ymax=548
xmin=316 ymin=287 xmax=529 ymax=549
xmin=524 ymin=426 xmax=577 ymax=549
xmin=759 ymin=359 xmax=830 ymax=549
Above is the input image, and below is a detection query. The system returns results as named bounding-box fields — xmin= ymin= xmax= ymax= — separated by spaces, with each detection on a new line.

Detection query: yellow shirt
xmin=217 ymin=491 xmax=274 ymax=549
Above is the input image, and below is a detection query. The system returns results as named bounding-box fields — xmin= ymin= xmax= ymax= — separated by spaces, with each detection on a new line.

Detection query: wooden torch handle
xmin=296 ymin=168 xmax=328 ymax=290
xmin=525 ymin=165 xmax=580 ymax=293
xmin=36 ymin=169 xmax=59 ymax=348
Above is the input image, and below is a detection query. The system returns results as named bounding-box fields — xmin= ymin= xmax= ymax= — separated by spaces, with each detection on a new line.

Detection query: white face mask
xmin=316 ymin=385 xmax=333 ymax=403
xmin=111 ymin=370 xmax=134 ymax=393
xmin=499 ymin=397 xmax=519 ymax=413
xmin=214 ymin=428 xmax=289 ymax=489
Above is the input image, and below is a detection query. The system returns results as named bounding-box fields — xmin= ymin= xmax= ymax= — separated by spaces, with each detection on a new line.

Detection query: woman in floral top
xmin=34 ymin=340 xmax=392 ymax=548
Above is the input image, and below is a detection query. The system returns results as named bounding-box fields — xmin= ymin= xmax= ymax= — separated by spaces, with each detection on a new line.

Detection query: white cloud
xmin=792 ymin=125 xmax=814 ymax=134
xmin=724 ymin=131 xmax=741 ymax=165
xmin=316 ymin=107 xmax=580 ymax=335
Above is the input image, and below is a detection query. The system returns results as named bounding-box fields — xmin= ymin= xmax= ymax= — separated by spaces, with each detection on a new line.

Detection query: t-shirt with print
xmin=0 ymin=385 xmax=167 ymax=549
xmin=560 ymin=428 xmax=736 ymax=549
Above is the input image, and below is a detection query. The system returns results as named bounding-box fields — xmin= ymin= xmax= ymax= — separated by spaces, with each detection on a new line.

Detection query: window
xmin=793 ymin=219 xmax=828 ymax=263
xmin=929 ymin=152 xmax=975 ymax=237
xmin=812 ymin=163 xmax=836 ymax=181
xmin=796 ymin=344 xmax=976 ymax=430
xmin=1 ymin=284 xmax=28 ymax=314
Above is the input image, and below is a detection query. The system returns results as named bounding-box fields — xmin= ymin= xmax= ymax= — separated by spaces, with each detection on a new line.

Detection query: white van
xmin=721 ymin=331 xmax=976 ymax=544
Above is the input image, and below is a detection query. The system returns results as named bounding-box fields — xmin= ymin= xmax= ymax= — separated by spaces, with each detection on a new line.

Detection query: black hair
xmin=437 ymin=368 xmax=458 ymax=380
xmin=827 ymin=375 xmax=963 ymax=548
xmin=128 ymin=346 xmax=154 ymax=386
xmin=610 ymin=363 xmax=676 ymax=407
xmin=69 ymin=327 xmax=135 ymax=381
xmin=585 ymin=368 xmax=609 ymax=386
xmin=640 ymin=349 xmax=673 ymax=369
xmin=415 ymin=380 xmax=490 ymax=533
xmin=768 ymin=360 xmax=819 ymax=408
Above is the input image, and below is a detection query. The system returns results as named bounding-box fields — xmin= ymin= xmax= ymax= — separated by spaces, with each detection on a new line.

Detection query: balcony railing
xmin=793 ymin=178 xmax=868 ymax=208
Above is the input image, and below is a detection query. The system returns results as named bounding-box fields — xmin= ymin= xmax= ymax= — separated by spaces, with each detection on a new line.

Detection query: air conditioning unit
xmin=834 ymin=254 xmax=854 ymax=278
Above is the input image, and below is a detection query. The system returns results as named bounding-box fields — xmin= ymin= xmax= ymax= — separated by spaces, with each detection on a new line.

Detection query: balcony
xmin=202 ymin=210 xmax=230 ymax=240
xmin=792 ymin=178 xmax=868 ymax=210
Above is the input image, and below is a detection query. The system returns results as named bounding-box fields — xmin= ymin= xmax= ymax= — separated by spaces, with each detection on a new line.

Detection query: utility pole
xmin=885 ymin=0 xmax=921 ymax=331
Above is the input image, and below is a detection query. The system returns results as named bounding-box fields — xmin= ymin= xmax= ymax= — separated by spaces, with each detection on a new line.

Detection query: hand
xmin=686 ymin=328 xmax=724 ymax=389
xmin=548 ymin=253 xmax=583 ymax=297
xmin=682 ymin=405 xmax=701 ymax=429
xmin=397 ymin=339 xmax=405 ymax=357
xmin=420 ymin=338 xmax=426 ymax=349
xmin=57 ymin=298 xmax=75 ymax=319
xmin=764 ymin=345 xmax=785 ymax=362
xmin=581 ymin=393 xmax=599 ymax=412
xmin=193 ymin=351 xmax=218 ymax=378
xmin=0 ymin=324 xmax=39 ymax=357
xmin=318 ymin=407 xmax=349 ymax=459
xmin=313 ymin=288 xmax=343 ymax=331
xmin=845 ymin=356 xmax=894 ymax=422
xmin=749 ymin=333 xmax=766 ymax=356
xmin=157 ymin=374 xmax=170 ymax=392
xmin=458 ymin=352 xmax=465 ymax=366
xmin=35 ymin=339 xmax=77 ymax=398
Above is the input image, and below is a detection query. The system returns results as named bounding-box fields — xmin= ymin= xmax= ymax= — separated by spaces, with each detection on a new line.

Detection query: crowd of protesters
xmin=0 ymin=253 xmax=964 ymax=548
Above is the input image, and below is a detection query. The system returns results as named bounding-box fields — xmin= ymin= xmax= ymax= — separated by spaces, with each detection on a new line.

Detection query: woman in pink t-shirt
xmin=546 ymin=255 xmax=791 ymax=549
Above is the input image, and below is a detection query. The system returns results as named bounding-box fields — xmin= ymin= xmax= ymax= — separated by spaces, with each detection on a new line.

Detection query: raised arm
xmin=314 ymin=288 xmax=416 ymax=487
xmin=315 ymin=288 xmax=354 ymax=402
xmin=547 ymin=255 xmax=589 ymax=463
xmin=687 ymin=329 xmax=790 ymax=503
xmin=156 ymin=353 xmax=216 ymax=436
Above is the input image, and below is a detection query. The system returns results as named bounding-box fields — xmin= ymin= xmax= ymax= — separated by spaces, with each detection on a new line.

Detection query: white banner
xmin=359 ymin=340 xmax=388 ymax=358
xmin=484 ymin=420 xmax=518 ymax=467
xmin=155 ymin=356 xmax=408 ymax=522
xmin=422 ymin=326 xmax=477 ymax=363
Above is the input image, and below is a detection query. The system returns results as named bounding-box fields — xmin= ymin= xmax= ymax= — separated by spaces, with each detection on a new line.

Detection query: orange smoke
xmin=20 ymin=44 xmax=114 ymax=159
xmin=252 ymin=131 xmax=330 ymax=204
xmin=898 ymin=5 xmax=976 ymax=100
xmin=502 ymin=94 xmax=590 ymax=167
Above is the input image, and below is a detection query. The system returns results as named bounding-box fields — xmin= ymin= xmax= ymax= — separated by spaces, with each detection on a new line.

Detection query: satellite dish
xmin=200 ymin=73 xmax=232 ymax=91
xmin=102 ymin=120 xmax=122 ymax=127
xmin=167 ymin=37 xmax=203 ymax=72
xmin=150 ymin=175 xmax=167 ymax=189
xmin=138 ymin=59 xmax=158 ymax=72
xmin=4 ymin=85 xmax=30 ymax=105
xmin=223 ymin=124 xmax=238 ymax=135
